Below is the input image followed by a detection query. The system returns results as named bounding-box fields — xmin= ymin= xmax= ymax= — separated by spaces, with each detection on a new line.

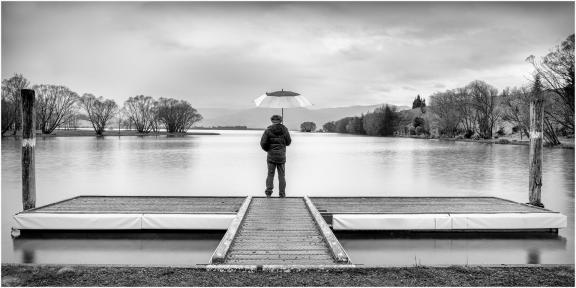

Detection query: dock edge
xmin=209 ymin=196 xmax=252 ymax=264
xmin=304 ymin=196 xmax=351 ymax=264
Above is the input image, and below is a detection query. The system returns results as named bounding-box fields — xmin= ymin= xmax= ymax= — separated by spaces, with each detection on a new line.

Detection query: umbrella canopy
xmin=254 ymin=89 xmax=312 ymax=108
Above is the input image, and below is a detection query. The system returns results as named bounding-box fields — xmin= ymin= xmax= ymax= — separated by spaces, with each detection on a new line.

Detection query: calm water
xmin=1 ymin=131 xmax=574 ymax=265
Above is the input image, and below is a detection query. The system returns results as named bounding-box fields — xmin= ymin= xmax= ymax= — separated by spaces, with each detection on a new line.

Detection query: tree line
xmin=429 ymin=34 xmax=573 ymax=145
xmin=1 ymin=77 xmax=203 ymax=136
xmin=322 ymin=105 xmax=399 ymax=136
xmin=321 ymin=34 xmax=574 ymax=146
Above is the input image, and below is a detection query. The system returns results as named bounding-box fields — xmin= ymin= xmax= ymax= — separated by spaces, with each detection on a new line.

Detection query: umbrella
xmin=254 ymin=89 xmax=312 ymax=123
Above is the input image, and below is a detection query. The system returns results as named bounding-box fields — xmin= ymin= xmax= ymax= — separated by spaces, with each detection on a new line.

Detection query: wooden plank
xmin=304 ymin=196 xmax=351 ymax=264
xmin=224 ymin=260 xmax=335 ymax=265
xmin=210 ymin=197 xmax=252 ymax=264
xmin=228 ymin=250 xmax=329 ymax=255
xmin=226 ymin=255 xmax=334 ymax=260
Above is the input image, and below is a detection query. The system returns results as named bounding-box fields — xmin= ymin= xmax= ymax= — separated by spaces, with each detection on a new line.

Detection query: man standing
xmin=260 ymin=115 xmax=292 ymax=198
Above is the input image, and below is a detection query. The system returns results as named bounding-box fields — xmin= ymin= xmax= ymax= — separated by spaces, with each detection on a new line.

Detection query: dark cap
xmin=271 ymin=115 xmax=282 ymax=123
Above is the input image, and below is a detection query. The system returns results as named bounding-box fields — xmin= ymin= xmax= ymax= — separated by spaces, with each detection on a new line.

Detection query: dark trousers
xmin=265 ymin=162 xmax=286 ymax=197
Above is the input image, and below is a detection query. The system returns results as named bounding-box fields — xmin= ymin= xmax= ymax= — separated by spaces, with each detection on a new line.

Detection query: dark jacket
xmin=260 ymin=123 xmax=292 ymax=163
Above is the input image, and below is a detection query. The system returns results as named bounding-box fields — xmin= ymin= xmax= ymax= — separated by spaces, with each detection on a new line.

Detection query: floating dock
xmin=13 ymin=196 xmax=566 ymax=232
xmin=311 ymin=197 xmax=566 ymax=232
xmin=12 ymin=195 xmax=566 ymax=266
xmin=12 ymin=196 xmax=245 ymax=230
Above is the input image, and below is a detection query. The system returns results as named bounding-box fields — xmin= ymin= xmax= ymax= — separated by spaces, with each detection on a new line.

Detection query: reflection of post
xmin=527 ymin=249 xmax=540 ymax=264
xmin=22 ymin=249 xmax=35 ymax=264
xmin=529 ymin=75 xmax=544 ymax=208
xmin=21 ymin=89 xmax=36 ymax=210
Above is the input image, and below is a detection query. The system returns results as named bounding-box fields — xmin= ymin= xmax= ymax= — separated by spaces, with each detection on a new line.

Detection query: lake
xmin=1 ymin=130 xmax=574 ymax=265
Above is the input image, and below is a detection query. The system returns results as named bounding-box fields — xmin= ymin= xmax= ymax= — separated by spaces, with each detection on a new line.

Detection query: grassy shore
xmin=2 ymin=264 xmax=574 ymax=287
xmin=2 ymin=129 xmax=219 ymax=137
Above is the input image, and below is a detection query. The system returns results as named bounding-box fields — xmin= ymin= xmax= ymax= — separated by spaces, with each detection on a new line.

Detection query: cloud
xmin=434 ymin=83 xmax=446 ymax=89
xmin=2 ymin=1 xmax=574 ymax=108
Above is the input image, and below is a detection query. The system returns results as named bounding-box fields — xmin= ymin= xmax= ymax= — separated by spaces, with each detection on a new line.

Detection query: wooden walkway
xmin=217 ymin=198 xmax=347 ymax=265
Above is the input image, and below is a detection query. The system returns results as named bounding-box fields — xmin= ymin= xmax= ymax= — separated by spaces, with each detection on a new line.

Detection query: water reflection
xmin=22 ymin=250 xmax=35 ymax=264
xmin=2 ymin=132 xmax=574 ymax=265
xmin=13 ymin=231 xmax=223 ymax=265
xmin=527 ymin=249 xmax=540 ymax=264
xmin=337 ymin=232 xmax=567 ymax=266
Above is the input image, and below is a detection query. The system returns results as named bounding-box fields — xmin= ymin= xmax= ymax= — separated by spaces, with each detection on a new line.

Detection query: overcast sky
xmin=2 ymin=1 xmax=574 ymax=109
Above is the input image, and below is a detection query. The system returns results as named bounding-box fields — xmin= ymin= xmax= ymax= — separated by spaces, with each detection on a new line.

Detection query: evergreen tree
xmin=412 ymin=95 xmax=422 ymax=109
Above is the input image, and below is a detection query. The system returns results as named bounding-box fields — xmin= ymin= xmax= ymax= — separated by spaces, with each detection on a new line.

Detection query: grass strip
xmin=2 ymin=264 xmax=574 ymax=287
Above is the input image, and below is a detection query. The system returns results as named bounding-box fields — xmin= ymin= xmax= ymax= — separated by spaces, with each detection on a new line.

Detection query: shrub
xmin=415 ymin=126 xmax=424 ymax=135
xmin=300 ymin=122 xmax=316 ymax=132
xmin=156 ymin=98 xmax=202 ymax=133
xmin=413 ymin=116 xmax=425 ymax=128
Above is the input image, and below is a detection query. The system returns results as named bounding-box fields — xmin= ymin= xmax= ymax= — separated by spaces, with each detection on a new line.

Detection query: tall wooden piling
xmin=21 ymin=89 xmax=36 ymax=210
xmin=529 ymin=76 xmax=544 ymax=208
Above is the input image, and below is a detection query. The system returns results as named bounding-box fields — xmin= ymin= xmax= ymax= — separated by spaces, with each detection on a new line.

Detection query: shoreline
xmin=2 ymin=263 xmax=573 ymax=286
xmin=395 ymin=135 xmax=575 ymax=149
xmin=1 ymin=129 xmax=220 ymax=138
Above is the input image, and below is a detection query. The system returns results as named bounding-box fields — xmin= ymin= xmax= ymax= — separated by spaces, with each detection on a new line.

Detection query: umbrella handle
xmin=281 ymin=108 xmax=284 ymax=123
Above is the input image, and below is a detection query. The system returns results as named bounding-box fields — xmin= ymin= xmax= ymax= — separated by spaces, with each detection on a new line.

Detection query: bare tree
xmin=1 ymin=74 xmax=30 ymax=135
xmin=150 ymin=102 xmax=161 ymax=133
xmin=466 ymin=80 xmax=502 ymax=139
xmin=1 ymin=93 xmax=17 ymax=135
xmin=501 ymin=86 xmax=531 ymax=138
xmin=123 ymin=95 xmax=156 ymax=133
xmin=79 ymin=94 xmax=119 ymax=136
xmin=429 ymin=89 xmax=461 ymax=137
xmin=454 ymin=87 xmax=476 ymax=136
xmin=528 ymin=34 xmax=574 ymax=135
xmin=156 ymin=97 xmax=203 ymax=133
xmin=34 ymin=84 xmax=79 ymax=134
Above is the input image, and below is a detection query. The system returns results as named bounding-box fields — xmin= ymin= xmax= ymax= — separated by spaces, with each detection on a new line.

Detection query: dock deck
xmin=310 ymin=197 xmax=552 ymax=214
xmin=23 ymin=196 xmax=245 ymax=214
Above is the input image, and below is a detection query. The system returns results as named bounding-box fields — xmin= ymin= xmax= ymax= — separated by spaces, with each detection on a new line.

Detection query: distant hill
xmin=196 ymin=104 xmax=410 ymax=130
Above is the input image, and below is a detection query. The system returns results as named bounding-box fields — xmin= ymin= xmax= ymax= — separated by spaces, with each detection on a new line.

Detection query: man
xmin=260 ymin=115 xmax=292 ymax=198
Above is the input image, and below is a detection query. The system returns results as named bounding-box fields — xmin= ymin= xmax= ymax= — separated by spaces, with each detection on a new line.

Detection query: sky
xmin=1 ymin=1 xmax=574 ymax=109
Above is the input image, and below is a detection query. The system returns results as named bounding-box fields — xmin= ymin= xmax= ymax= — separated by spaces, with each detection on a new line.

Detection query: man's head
xmin=270 ymin=115 xmax=282 ymax=124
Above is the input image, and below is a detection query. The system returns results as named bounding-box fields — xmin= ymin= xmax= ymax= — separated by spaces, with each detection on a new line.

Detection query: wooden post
xmin=529 ymin=86 xmax=544 ymax=208
xmin=21 ymin=89 xmax=36 ymax=210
